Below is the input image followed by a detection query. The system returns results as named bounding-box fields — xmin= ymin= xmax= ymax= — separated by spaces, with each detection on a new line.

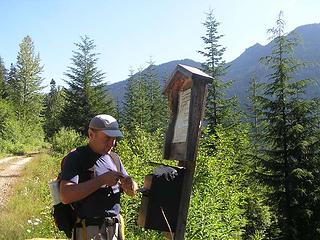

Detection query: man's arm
xmin=60 ymin=171 xmax=124 ymax=204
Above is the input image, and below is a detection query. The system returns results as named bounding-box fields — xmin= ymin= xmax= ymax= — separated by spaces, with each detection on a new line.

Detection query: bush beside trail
xmin=0 ymin=100 xmax=46 ymax=155
xmin=50 ymin=127 xmax=86 ymax=155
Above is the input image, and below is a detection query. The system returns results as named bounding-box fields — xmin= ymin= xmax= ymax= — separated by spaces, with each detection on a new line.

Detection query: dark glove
xmin=153 ymin=166 xmax=178 ymax=181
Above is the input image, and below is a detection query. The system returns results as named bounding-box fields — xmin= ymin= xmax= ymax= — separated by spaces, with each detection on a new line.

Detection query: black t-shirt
xmin=60 ymin=145 xmax=121 ymax=218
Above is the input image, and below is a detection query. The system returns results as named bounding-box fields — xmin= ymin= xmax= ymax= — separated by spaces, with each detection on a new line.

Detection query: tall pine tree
xmin=0 ymin=56 xmax=7 ymax=99
xmin=144 ymin=60 xmax=169 ymax=132
xmin=246 ymin=72 xmax=266 ymax=149
xmin=15 ymin=36 xmax=44 ymax=125
xmin=43 ymin=79 xmax=66 ymax=139
xmin=258 ymin=12 xmax=320 ymax=239
xmin=198 ymin=9 xmax=237 ymax=133
xmin=62 ymin=36 xmax=115 ymax=134
xmin=122 ymin=68 xmax=150 ymax=132
xmin=6 ymin=64 xmax=18 ymax=103
xmin=122 ymin=61 xmax=169 ymax=133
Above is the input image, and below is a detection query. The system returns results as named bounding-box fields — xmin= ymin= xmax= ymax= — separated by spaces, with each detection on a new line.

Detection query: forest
xmin=0 ymin=10 xmax=320 ymax=240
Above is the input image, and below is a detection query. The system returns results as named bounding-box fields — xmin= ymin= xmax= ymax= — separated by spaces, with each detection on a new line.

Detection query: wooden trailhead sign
xmin=163 ymin=64 xmax=212 ymax=162
xmin=163 ymin=64 xmax=212 ymax=239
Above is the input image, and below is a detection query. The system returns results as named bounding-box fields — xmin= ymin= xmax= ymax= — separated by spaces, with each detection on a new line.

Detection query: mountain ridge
xmin=107 ymin=23 xmax=320 ymax=105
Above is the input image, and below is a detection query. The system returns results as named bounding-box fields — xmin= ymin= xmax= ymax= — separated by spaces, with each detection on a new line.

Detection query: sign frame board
xmin=163 ymin=64 xmax=212 ymax=240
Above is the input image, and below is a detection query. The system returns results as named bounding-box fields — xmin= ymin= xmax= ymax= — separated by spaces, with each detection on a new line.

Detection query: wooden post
xmin=163 ymin=64 xmax=211 ymax=240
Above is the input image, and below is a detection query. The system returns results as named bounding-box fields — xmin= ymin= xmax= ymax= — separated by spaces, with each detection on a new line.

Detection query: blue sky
xmin=1 ymin=0 xmax=320 ymax=91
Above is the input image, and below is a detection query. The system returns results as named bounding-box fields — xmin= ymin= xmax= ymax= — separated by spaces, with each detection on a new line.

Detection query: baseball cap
xmin=89 ymin=114 xmax=124 ymax=138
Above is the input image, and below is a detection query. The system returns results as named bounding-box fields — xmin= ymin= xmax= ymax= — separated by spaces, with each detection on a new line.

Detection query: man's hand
xmin=100 ymin=171 xmax=124 ymax=186
xmin=120 ymin=176 xmax=138 ymax=196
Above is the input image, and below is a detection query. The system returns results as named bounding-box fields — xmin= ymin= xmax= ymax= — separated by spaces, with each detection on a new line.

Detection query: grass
xmin=0 ymin=153 xmax=66 ymax=240
xmin=0 ymin=152 xmax=10 ymax=158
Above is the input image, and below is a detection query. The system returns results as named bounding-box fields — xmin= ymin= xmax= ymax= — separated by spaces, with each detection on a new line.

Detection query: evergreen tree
xmin=122 ymin=68 xmax=150 ymax=131
xmin=258 ymin=12 xmax=320 ymax=239
xmin=246 ymin=72 xmax=266 ymax=149
xmin=144 ymin=60 xmax=169 ymax=132
xmin=247 ymin=73 xmax=259 ymax=131
xmin=0 ymin=56 xmax=7 ymax=99
xmin=44 ymin=79 xmax=66 ymax=139
xmin=6 ymin=64 xmax=18 ymax=103
xmin=122 ymin=60 xmax=168 ymax=133
xmin=198 ymin=9 xmax=237 ymax=133
xmin=15 ymin=36 xmax=44 ymax=125
xmin=62 ymin=35 xmax=115 ymax=134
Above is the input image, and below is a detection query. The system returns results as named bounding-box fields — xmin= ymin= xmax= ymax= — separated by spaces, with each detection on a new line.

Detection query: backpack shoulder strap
xmin=109 ymin=152 xmax=121 ymax=172
xmin=58 ymin=148 xmax=78 ymax=180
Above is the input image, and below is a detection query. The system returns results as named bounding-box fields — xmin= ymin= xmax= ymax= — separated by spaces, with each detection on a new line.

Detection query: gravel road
xmin=0 ymin=156 xmax=33 ymax=210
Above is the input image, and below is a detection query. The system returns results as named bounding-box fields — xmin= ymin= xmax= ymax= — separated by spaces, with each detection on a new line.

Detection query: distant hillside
xmin=107 ymin=23 xmax=320 ymax=106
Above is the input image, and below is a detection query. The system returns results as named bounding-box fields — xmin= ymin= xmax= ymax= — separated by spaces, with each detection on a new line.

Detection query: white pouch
xmin=49 ymin=180 xmax=61 ymax=205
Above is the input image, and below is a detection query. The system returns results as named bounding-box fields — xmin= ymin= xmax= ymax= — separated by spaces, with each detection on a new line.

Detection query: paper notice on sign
xmin=172 ymin=89 xmax=191 ymax=143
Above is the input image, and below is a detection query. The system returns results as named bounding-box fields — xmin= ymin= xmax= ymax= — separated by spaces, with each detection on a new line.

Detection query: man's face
xmin=89 ymin=129 xmax=116 ymax=155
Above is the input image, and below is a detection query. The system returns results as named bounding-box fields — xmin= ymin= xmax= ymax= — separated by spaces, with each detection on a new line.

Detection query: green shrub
xmin=185 ymin=125 xmax=271 ymax=239
xmin=51 ymin=127 xmax=86 ymax=155
xmin=0 ymin=140 xmax=25 ymax=155
xmin=0 ymin=99 xmax=14 ymax=131
xmin=0 ymin=100 xmax=45 ymax=155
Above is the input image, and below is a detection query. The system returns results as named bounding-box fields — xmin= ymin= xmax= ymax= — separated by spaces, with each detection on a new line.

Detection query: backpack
xmin=50 ymin=151 xmax=122 ymax=238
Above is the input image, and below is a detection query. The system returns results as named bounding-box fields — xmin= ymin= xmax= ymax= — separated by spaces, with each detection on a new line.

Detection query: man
xmin=60 ymin=114 xmax=138 ymax=240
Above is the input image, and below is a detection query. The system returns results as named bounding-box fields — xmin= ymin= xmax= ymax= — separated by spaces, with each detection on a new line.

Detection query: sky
xmin=1 ymin=0 xmax=320 ymax=92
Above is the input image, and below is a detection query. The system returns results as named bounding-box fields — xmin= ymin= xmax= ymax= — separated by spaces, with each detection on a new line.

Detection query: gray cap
xmin=89 ymin=114 xmax=124 ymax=138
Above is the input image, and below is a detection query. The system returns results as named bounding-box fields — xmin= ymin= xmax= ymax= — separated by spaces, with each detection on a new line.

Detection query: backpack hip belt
xmin=75 ymin=216 xmax=119 ymax=228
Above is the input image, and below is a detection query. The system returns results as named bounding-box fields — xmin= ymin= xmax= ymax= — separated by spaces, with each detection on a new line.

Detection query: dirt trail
xmin=0 ymin=155 xmax=33 ymax=209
